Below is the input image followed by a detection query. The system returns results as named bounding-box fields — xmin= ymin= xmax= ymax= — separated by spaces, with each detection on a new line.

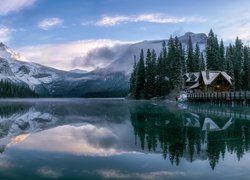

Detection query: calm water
xmin=0 ymin=99 xmax=250 ymax=179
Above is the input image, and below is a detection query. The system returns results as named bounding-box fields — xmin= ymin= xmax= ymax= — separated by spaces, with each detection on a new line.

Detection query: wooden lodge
xmin=186 ymin=70 xmax=233 ymax=93
xmin=182 ymin=70 xmax=250 ymax=105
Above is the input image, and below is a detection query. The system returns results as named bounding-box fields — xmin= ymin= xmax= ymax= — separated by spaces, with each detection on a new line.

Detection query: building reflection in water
xmin=129 ymin=103 xmax=250 ymax=170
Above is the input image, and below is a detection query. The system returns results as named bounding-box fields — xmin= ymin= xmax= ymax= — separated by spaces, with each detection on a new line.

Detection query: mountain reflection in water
xmin=0 ymin=99 xmax=250 ymax=179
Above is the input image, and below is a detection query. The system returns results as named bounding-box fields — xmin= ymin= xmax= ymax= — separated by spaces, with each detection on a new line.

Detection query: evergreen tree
xmin=186 ymin=36 xmax=194 ymax=72
xmin=156 ymin=53 xmax=170 ymax=96
xmin=194 ymin=43 xmax=200 ymax=72
xmin=145 ymin=49 xmax=156 ymax=98
xmin=233 ymin=37 xmax=243 ymax=90
xmin=167 ymin=36 xmax=175 ymax=76
xmin=219 ymin=39 xmax=225 ymax=71
xmin=129 ymin=55 xmax=137 ymax=96
xmin=171 ymin=37 xmax=183 ymax=90
xmin=162 ymin=40 xmax=168 ymax=76
xmin=180 ymin=43 xmax=186 ymax=74
xmin=225 ymin=45 xmax=235 ymax=86
xmin=135 ymin=49 xmax=145 ymax=99
xmin=200 ymin=52 xmax=205 ymax=71
xmin=206 ymin=29 xmax=220 ymax=70
xmin=242 ymin=46 xmax=250 ymax=90
xmin=167 ymin=36 xmax=176 ymax=88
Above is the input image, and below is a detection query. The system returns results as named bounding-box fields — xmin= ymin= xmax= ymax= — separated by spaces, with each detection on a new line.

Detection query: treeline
xmin=129 ymin=29 xmax=250 ymax=99
xmin=0 ymin=80 xmax=39 ymax=98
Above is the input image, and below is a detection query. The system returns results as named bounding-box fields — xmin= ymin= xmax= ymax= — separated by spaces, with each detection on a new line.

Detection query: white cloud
xmin=15 ymin=124 xmax=139 ymax=156
xmin=37 ymin=166 xmax=62 ymax=179
xmin=0 ymin=26 xmax=12 ymax=42
xmin=0 ymin=0 xmax=36 ymax=15
xmin=0 ymin=160 xmax=12 ymax=169
xmin=95 ymin=13 xmax=206 ymax=27
xmin=97 ymin=169 xmax=186 ymax=179
xmin=16 ymin=39 xmax=133 ymax=71
xmin=38 ymin=18 xmax=64 ymax=30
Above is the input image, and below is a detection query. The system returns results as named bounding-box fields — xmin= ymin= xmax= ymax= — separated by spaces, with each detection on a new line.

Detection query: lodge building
xmin=183 ymin=70 xmax=233 ymax=93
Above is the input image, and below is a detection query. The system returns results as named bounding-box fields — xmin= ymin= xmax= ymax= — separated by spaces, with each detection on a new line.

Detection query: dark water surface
xmin=0 ymin=98 xmax=250 ymax=180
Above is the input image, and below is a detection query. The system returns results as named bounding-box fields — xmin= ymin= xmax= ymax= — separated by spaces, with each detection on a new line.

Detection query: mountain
xmin=100 ymin=32 xmax=207 ymax=74
xmin=69 ymin=69 xmax=88 ymax=74
xmin=0 ymin=32 xmax=207 ymax=97
xmin=0 ymin=43 xmax=129 ymax=97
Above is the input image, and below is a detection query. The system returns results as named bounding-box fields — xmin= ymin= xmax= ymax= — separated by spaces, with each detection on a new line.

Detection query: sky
xmin=1 ymin=0 xmax=250 ymax=71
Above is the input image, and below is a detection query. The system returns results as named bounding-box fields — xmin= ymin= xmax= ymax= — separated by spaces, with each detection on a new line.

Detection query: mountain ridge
xmin=0 ymin=32 xmax=207 ymax=97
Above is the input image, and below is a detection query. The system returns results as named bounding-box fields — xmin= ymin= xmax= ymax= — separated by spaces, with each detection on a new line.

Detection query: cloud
xmin=0 ymin=0 xmax=36 ymax=15
xmin=37 ymin=166 xmax=62 ymax=179
xmin=38 ymin=18 xmax=64 ymax=30
xmin=94 ymin=13 xmax=206 ymax=27
xmin=96 ymin=169 xmax=186 ymax=179
xmin=216 ymin=16 xmax=250 ymax=43
xmin=15 ymin=124 xmax=138 ymax=156
xmin=0 ymin=26 xmax=12 ymax=42
xmin=17 ymin=39 xmax=133 ymax=71
xmin=0 ymin=160 xmax=12 ymax=169
xmin=71 ymin=44 xmax=128 ymax=70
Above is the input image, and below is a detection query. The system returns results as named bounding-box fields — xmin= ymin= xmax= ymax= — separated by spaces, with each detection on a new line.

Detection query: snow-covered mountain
xmin=0 ymin=32 xmax=207 ymax=97
xmin=0 ymin=42 xmax=129 ymax=97
xmin=102 ymin=32 xmax=207 ymax=74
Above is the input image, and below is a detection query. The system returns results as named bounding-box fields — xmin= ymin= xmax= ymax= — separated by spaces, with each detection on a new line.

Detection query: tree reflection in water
xmin=129 ymin=103 xmax=250 ymax=170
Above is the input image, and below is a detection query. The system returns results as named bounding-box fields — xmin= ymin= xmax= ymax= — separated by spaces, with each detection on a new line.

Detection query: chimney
xmin=206 ymin=70 xmax=209 ymax=79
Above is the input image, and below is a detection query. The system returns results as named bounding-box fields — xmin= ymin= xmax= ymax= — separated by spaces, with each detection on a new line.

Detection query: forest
xmin=0 ymin=80 xmax=39 ymax=98
xmin=129 ymin=29 xmax=250 ymax=99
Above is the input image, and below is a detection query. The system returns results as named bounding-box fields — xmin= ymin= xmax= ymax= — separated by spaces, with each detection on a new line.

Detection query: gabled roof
xmin=183 ymin=72 xmax=200 ymax=82
xmin=188 ymin=82 xmax=200 ymax=89
xmin=201 ymin=71 xmax=232 ymax=85
xmin=202 ymin=117 xmax=220 ymax=131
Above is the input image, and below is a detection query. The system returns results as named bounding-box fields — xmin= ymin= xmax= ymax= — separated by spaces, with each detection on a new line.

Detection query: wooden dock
xmin=187 ymin=91 xmax=250 ymax=105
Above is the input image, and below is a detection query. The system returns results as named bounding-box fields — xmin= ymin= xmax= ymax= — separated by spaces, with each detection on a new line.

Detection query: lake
xmin=0 ymin=99 xmax=250 ymax=180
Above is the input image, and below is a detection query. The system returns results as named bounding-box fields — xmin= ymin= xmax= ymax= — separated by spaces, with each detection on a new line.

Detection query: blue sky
xmin=1 ymin=0 xmax=250 ymax=70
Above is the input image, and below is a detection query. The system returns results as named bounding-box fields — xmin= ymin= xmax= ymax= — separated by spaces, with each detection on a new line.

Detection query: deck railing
xmin=187 ymin=91 xmax=250 ymax=104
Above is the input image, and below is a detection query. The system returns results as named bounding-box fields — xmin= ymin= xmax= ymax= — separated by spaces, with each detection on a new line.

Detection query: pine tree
xmin=200 ymin=52 xmax=205 ymax=71
xmin=171 ymin=37 xmax=183 ymax=90
xmin=129 ymin=55 xmax=137 ymax=96
xmin=168 ymin=36 xmax=176 ymax=88
xmin=194 ymin=43 xmax=200 ymax=72
xmin=242 ymin=46 xmax=250 ymax=90
xmin=145 ymin=49 xmax=156 ymax=98
xmin=180 ymin=43 xmax=186 ymax=74
xmin=135 ymin=49 xmax=145 ymax=99
xmin=225 ymin=45 xmax=235 ymax=87
xmin=233 ymin=37 xmax=243 ymax=90
xmin=155 ymin=52 xmax=170 ymax=96
xmin=219 ymin=39 xmax=225 ymax=71
xmin=155 ymin=53 xmax=163 ymax=96
xmin=206 ymin=29 xmax=220 ymax=70
xmin=187 ymin=36 xmax=194 ymax=72
xmin=162 ymin=40 xmax=168 ymax=76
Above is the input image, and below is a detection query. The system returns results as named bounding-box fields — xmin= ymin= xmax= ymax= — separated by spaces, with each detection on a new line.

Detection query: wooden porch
xmin=187 ymin=91 xmax=250 ymax=105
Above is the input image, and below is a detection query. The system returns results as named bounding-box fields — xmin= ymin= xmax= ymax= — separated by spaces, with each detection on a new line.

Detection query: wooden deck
xmin=187 ymin=91 xmax=250 ymax=105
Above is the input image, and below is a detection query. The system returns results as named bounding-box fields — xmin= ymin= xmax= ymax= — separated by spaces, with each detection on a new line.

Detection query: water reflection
xmin=0 ymin=99 xmax=249 ymax=177
xmin=129 ymin=103 xmax=250 ymax=170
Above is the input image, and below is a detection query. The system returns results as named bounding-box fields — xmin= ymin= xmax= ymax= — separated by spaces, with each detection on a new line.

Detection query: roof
xmin=201 ymin=71 xmax=232 ymax=85
xmin=183 ymin=72 xmax=200 ymax=82
xmin=202 ymin=118 xmax=220 ymax=131
xmin=188 ymin=82 xmax=200 ymax=89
